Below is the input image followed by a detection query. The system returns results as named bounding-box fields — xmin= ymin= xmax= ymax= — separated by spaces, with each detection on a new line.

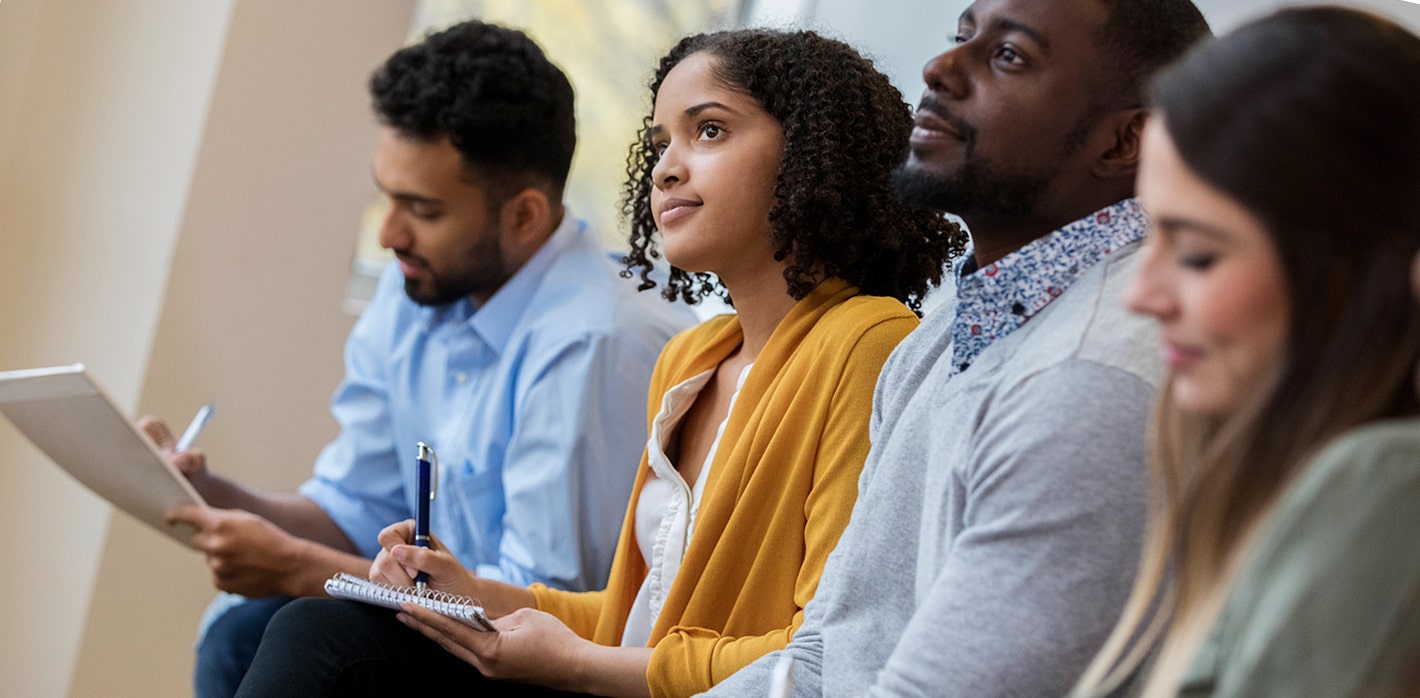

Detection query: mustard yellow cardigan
xmin=530 ymin=279 xmax=917 ymax=696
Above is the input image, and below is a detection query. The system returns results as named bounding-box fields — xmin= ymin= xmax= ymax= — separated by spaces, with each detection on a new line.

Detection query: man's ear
xmin=1093 ymin=108 xmax=1148 ymax=180
xmin=498 ymin=186 xmax=555 ymax=250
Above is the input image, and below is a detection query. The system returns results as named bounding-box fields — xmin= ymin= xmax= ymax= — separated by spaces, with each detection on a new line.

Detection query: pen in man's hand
xmin=175 ymin=402 xmax=217 ymax=452
xmin=413 ymin=441 xmax=438 ymax=592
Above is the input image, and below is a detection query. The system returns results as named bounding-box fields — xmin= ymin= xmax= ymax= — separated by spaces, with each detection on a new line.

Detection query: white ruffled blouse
xmin=619 ymin=363 xmax=753 ymax=648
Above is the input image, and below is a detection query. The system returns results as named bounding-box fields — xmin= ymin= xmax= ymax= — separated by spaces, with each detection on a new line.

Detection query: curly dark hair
xmin=369 ymin=20 xmax=576 ymax=202
xmin=621 ymin=29 xmax=966 ymax=312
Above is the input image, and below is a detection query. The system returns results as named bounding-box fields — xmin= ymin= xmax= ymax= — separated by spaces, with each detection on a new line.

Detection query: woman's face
xmin=649 ymin=52 xmax=785 ymax=286
xmin=1127 ymin=118 xmax=1291 ymax=416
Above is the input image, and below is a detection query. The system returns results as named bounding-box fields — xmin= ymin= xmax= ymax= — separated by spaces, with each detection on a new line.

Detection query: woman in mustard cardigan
xmin=236 ymin=29 xmax=964 ymax=698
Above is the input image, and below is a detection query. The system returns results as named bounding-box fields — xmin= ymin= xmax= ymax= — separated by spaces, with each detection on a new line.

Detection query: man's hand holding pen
xmin=138 ymin=413 xmax=216 ymax=498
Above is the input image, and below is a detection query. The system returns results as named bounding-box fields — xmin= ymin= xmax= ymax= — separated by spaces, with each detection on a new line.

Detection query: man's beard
xmin=402 ymin=232 xmax=511 ymax=306
xmin=891 ymin=156 xmax=1058 ymax=220
xmin=893 ymin=98 xmax=1098 ymax=220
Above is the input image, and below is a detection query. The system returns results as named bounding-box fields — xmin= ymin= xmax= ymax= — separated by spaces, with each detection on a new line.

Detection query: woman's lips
xmin=659 ymin=198 xmax=702 ymax=226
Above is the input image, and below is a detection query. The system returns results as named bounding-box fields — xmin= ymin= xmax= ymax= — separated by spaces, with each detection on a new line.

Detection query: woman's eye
xmin=652 ymin=140 xmax=668 ymax=155
xmin=1180 ymin=253 xmax=1218 ymax=271
xmin=698 ymin=123 xmax=724 ymax=140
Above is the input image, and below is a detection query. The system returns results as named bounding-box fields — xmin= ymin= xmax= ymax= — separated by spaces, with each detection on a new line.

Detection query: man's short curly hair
xmin=1095 ymin=0 xmax=1212 ymax=107
xmin=369 ymin=21 xmax=576 ymax=202
xmin=622 ymin=29 xmax=966 ymax=312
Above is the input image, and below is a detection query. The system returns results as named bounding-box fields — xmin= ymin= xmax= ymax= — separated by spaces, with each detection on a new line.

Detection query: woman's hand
xmin=370 ymin=519 xmax=479 ymax=598
xmin=397 ymin=605 xmax=596 ymax=691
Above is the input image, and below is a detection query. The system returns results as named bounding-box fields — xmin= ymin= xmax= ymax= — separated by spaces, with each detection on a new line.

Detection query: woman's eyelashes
xmin=652 ymin=121 xmax=729 ymax=156
xmin=1178 ymin=249 xmax=1218 ymax=271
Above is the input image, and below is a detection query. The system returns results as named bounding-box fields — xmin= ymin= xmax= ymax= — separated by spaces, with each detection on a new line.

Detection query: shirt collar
xmin=421 ymin=211 xmax=584 ymax=354
xmin=949 ymin=199 xmax=1148 ymax=375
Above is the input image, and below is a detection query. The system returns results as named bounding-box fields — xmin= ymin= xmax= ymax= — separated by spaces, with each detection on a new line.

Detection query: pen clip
xmin=416 ymin=441 xmax=438 ymax=501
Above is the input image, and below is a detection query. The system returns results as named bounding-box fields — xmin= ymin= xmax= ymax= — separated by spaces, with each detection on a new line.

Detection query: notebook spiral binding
xmin=325 ymin=572 xmax=496 ymax=631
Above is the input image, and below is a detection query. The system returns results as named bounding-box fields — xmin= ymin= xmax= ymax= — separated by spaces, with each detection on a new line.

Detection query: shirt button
xmin=454 ymin=372 xmax=469 ymax=384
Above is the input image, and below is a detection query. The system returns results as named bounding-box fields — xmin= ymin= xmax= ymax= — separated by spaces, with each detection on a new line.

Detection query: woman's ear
xmin=1093 ymin=108 xmax=1148 ymax=180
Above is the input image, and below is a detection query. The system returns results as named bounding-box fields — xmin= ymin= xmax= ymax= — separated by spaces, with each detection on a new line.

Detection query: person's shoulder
xmin=1296 ymin=418 xmax=1420 ymax=495
xmin=660 ymin=314 xmax=734 ymax=360
xmin=524 ymin=236 xmax=691 ymax=345
xmin=1010 ymin=244 xmax=1163 ymax=388
xmin=812 ymin=294 xmax=919 ymax=348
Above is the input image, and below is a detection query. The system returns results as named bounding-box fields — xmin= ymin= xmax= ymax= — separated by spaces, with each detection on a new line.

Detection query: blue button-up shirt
xmin=298 ymin=215 xmax=690 ymax=589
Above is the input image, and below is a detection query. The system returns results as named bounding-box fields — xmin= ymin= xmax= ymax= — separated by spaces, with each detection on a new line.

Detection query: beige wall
xmin=0 ymin=1 xmax=233 ymax=695
xmin=0 ymin=0 xmax=413 ymax=696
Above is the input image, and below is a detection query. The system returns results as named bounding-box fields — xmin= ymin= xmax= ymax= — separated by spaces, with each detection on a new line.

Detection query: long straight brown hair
xmin=1077 ymin=7 xmax=1420 ymax=695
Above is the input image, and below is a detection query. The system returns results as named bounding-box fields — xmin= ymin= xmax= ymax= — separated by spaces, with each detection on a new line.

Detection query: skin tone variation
xmin=1126 ymin=118 xmax=1290 ymax=416
xmin=364 ymin=51 xmax=797 ymax=698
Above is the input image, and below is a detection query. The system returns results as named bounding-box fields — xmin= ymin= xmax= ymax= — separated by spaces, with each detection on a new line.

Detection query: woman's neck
xmin=720 ymin=271 xmax=799 ymax=362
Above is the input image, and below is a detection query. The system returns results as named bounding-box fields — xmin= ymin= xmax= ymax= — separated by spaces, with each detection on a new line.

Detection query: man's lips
xmin=912 ymin=109 xmax=966 ymax=141
xmin=395 ymin=252 xmax=428 ymax=277
xmin=659 ymin=198 xmax=702 ymax=226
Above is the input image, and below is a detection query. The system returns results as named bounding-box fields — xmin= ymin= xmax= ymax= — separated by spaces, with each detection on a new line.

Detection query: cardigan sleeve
xmin=645 ymin=314 xmax=917 ymax=696
xmin=530 ymin=585 xmax=609 ymax=640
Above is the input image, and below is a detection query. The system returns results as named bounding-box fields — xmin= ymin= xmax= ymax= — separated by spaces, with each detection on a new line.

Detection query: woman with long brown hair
xmin=1075 ymin=7 xmax=1420 ymax=696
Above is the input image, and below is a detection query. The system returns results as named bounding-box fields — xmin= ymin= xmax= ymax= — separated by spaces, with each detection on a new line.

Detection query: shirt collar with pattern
xmin=949 ymin=198 xmax=1148 ymax=375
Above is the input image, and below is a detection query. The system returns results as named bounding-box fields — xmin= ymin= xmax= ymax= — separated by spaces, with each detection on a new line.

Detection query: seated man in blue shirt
xmin=143 ymin=20 xmax=689 ymax=698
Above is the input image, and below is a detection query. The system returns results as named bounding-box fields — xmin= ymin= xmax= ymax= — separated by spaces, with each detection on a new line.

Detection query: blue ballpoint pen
xmin=414 ymin=442 xmax=438 ymax=592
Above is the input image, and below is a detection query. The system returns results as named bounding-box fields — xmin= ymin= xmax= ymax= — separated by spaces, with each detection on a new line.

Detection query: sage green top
xmin=1178 ymin=418 xmax=1420 ymax=697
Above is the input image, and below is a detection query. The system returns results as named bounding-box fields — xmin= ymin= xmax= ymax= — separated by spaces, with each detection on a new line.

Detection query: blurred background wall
xmin=0 ymin=0 xmax=1415 ymax=695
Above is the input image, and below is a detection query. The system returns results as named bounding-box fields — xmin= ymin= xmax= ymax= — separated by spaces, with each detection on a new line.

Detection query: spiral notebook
xmin=324 ymin=573 xmax=497 ymax=631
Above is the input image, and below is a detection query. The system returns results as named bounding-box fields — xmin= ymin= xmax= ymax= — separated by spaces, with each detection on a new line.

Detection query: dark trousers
xmin=234 ymin=598 xmax=590 ymax=697
xmin=195 ymin=595 xmax=294 ymax=698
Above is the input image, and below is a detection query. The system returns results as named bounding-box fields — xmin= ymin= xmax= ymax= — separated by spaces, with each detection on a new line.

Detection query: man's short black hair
xmin=1096 ymin=0 xmax=1212 ymax=107
xmin=369 ymin=20 xmax=576 ymax=201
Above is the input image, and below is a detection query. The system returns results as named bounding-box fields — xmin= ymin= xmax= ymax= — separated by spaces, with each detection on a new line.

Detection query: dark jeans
xmin=195 ymin=595 xmax=295 ymax=698
xmin=234 ymin=598 xmax=591 ymax=697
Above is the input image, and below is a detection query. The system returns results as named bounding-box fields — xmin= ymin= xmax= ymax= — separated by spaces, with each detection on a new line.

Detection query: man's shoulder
xmin=522 ymin=236 xmax=692 ymax=348
xmin=998 ymin=243 xmax=1162 ymax=389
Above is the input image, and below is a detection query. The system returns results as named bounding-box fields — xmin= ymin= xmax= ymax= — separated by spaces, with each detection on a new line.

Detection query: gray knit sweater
xmin=707 ymin=221 xmax=1163 ymax=697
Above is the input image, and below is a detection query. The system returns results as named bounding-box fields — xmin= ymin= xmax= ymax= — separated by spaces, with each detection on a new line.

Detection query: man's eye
xmin=996 ymin=46 xmax=1024 ymax=65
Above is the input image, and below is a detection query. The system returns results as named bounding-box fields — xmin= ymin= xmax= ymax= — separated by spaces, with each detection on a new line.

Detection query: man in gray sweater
xmin=706 ymin=0 xmax=1210 ymax=696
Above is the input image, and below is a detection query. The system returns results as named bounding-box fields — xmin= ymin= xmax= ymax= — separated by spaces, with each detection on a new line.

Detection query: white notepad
xmin=0 ymin=364 xmax=208 ymax=544
xmin=325 ymin=572 xmax=497 ymax=632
